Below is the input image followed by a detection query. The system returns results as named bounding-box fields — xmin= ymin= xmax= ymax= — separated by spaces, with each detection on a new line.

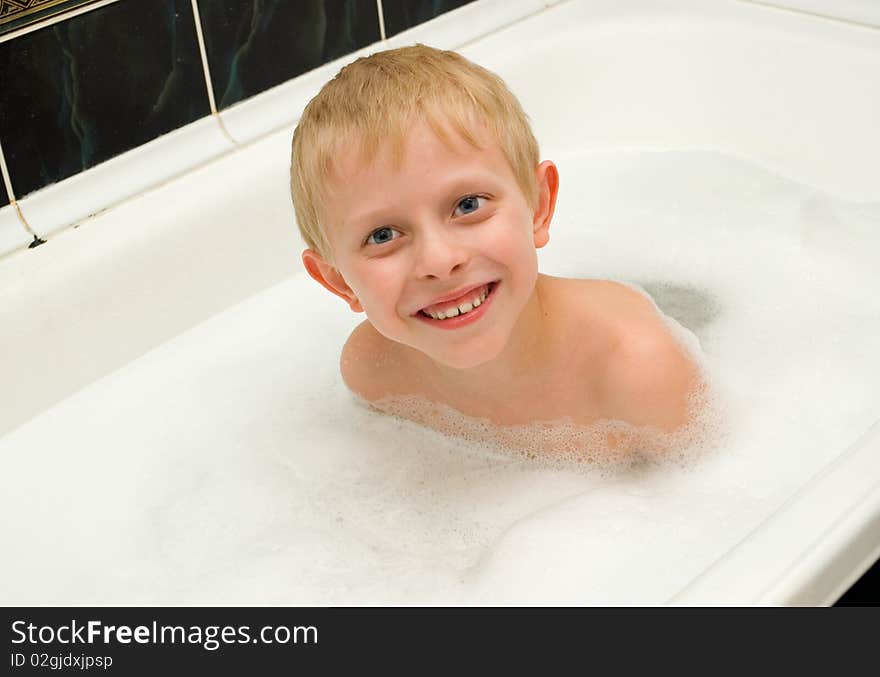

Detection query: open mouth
xmin=416 ymin=281 xmax=498 ymax=324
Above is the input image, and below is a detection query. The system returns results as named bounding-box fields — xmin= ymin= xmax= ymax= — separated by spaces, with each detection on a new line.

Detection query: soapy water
xmin=1 ymin=149 xmax=879 ymax=604
xmin=367 ymin=376 xmax=726 ymax=475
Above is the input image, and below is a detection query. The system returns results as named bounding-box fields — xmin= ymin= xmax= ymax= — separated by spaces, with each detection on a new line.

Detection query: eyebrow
xmin=343 ymin=171 xmax=499 ymax=230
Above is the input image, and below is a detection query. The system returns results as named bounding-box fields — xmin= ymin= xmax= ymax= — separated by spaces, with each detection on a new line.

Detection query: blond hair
xmin=290 ymin=44 xmax=540 ymax=261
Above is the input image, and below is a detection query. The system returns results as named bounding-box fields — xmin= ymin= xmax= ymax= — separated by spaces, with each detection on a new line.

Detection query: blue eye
xmin=454 ymin=195 xmax=484 ymax=216
xmin=365 ymin=226 xmax=400 ymax=245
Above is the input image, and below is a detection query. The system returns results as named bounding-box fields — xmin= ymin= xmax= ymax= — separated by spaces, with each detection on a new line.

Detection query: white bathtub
xmin=1 ymin=0 xmax=878 ymax=605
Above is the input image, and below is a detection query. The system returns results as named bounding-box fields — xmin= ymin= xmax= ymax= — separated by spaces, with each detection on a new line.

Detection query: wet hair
xmin=290 ymin=44 xmax=540 ymax=262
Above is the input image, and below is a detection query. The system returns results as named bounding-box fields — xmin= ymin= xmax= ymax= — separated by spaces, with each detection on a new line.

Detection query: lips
xmin=415 ymin=281 xmax=497 ymax=316
xmin=412 ymin=281 xmax=499 ymax=329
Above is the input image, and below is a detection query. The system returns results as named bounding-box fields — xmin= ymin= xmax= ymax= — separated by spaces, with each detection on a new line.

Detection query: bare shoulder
xmin=597 ymin=281 xmax=702 ymax=432
xmin=340 ymin=320 xmax=409 ymax=402
xmin=340 ymin=320 xmax=389 ymax=402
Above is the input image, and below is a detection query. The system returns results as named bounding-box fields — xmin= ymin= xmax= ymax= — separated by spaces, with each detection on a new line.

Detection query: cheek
xmin=488 ymin=217 xmax=539 ymax=269
xmin=345 ymin=262 xmax=405 ymax=313
xmin=490 ymin=204 xmax=536 ymax=247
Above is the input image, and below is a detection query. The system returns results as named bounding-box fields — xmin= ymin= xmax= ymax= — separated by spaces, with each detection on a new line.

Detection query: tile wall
xmin=0 ymin=0 xmax=474 ymax=207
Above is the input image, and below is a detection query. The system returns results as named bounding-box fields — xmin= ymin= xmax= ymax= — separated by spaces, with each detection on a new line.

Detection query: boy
xmin=290 ymin=45 xmax=704 ymax=456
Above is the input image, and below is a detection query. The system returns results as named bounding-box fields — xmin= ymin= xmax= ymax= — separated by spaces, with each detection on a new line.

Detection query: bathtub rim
xmin=669 ymin=418 xmax=880 ymax=606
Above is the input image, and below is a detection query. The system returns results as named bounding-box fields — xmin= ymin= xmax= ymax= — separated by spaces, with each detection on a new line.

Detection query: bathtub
xmin=1 ymin=0 xmax=878 ymax=605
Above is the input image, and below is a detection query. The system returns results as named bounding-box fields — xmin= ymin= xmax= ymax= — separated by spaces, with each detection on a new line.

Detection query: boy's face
xmin=303 ymin=118 xmax=557 ymax=370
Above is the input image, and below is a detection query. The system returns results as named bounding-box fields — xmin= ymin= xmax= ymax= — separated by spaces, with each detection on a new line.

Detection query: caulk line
xmin=0 ymin=139 xmax=41 ymax=242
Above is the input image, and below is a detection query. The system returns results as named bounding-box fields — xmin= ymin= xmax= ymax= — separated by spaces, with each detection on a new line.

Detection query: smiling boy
xmin=290 ymin=45 xmax=705 ymax=456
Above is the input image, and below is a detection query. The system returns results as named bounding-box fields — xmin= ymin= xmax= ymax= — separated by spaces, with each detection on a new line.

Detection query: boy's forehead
xmin=327 ymin=117 xmax=494 ymax=185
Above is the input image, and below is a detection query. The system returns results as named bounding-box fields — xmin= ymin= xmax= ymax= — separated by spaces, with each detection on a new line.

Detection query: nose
xmin=413 ymin=224 xmax=470 ymax=280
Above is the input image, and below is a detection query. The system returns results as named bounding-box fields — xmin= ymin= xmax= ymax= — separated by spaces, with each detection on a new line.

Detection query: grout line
xmin=215 ymin=1 xmax=547 ymax=153
xmin=376 ymin=0 xmax=387 ymax=41
xmin=0 ymin=140 xmax=40 ymax=240
xmin=0 ymin=0 xmax=122 ymax=45
xmin=0 ymin=139 xmax=16 ymax=203
xmin=190 ymin=0 xmax=219 ymax=115
xmin=189 ymin=0 xmax=237 ymax=146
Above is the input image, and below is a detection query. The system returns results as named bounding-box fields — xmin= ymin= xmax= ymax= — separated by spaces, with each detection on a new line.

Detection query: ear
xmin=532 ymin=160 xmax=559 ymax=249
xmin=301 ymin=249 xmax=363 ymax=312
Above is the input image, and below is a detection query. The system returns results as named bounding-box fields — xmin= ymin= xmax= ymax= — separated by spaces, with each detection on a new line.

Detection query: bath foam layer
xmin=364 ymin=368 xmax=729 ymax=476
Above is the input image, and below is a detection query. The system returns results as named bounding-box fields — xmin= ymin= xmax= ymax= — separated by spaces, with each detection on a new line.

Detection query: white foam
xmin=367 ymin=366 xmax=728 ymax=475
xmin=1 ymin=149 xmax=878 ymax=604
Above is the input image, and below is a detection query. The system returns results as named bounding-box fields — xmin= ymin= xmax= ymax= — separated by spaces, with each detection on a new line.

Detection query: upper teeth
xmin=423 ymin=285 xmax=490 ymax=320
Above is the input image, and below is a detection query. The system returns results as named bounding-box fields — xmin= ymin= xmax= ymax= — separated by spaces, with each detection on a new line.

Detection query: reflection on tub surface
xmin=1 ymin=150 xmax=879 ymax=604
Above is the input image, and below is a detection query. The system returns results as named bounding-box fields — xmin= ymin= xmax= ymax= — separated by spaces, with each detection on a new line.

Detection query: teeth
xmin=423 ymin=284 xmax=491 ymax=320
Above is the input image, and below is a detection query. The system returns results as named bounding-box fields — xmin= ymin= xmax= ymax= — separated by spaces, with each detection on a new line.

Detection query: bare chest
xmin=388 ymin=307 xmax=613 ymax=426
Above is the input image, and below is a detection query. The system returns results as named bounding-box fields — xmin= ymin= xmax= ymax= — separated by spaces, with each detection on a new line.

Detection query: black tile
xmin=381 ymin=0 xmax=476 ymax=38
xmin=0 ymin=0 xmax=210 ymax=199
xmin=0 ymin=172 xmax=8 ymax=208
xmin=198 ymin=0 xmax=381 ymax=111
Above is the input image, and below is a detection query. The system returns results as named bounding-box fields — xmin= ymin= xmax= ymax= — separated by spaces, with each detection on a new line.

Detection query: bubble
xmin=362 ymin=355 xmax=730 ymax=478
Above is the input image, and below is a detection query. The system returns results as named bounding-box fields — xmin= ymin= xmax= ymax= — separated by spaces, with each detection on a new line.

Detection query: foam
xmin=366 ymin=364 xmax=728 ymax=476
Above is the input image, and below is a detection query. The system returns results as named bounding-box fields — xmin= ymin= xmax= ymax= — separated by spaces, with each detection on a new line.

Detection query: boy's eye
xmin=365 ymin=226 xmax=401 ymax=245
xmin=453 ymin=195 xmax=485 ymax=216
